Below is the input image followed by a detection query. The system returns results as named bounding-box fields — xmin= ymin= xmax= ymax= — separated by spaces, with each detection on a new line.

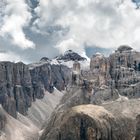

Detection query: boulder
xmin=40 ymin=105 xmax=134 ymax=140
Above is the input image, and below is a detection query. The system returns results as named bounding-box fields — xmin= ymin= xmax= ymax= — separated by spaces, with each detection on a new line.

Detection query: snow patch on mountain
xmin=31 ymin=50 xmax=90 ymax=70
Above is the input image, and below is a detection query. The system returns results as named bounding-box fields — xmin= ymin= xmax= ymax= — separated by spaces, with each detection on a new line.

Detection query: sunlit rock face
xmin=109 ymin=45 xmax=140 ymax=98
xmin=40 ymin=105 xmax=134 ymax=140
xmin=73 ymin=61 xmax=81 ymax=74
xmin=90 ymin=53 xmax=108 ymax=73
xmin=90 ymin=53 xmax=110 ymax=86
xmin=86 ymin=53 xmax=119 ymax=104
xmin=72 ymin=61 xmax=81 ymax=86
xmin=89 ymin=46 xmax=140 ymax=99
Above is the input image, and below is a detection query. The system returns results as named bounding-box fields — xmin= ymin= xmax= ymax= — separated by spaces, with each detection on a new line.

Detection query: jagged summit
xmin=56 ymin=50 xmax=87 ymax=62
xmin=30 ymin=50 xmax=89 ymax=70
xmin=40 ymin=57 xmax=50 ymax=62
xmin=64 ymin=50 xmax=74 ymax=55
xmin=92 ymin=52 xmax=104 ymax=59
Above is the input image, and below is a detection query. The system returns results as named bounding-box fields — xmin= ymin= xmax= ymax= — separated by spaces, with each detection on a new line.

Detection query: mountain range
xmin=0 ymin=45 xmax=140 ymax=140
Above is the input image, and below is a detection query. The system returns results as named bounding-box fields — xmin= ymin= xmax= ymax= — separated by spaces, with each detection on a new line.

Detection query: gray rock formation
xmin=40 ymin=73 xmax=137 ymax=140
xmin=90 ymin=53 xmax=110 ymax=85
xmin=81 ymin=53 xmax=119 ymax=103
xmin=56 ymin=50 xmax=87 ymax=62
xmin=88 ymin=45 xmax=140 ymax=99
xmin=0 ymin=106 xmax=6 ymax=132
xmin=40 ymin=57 xmax=50 ymax=62
xmin=0 ymin=62 xmax=33 ymax=117
xmin=29 ymin=63 xmax=71 ymax=93
xmin=109 ymin=45 xmax=140 ymax=98
xmin=135 ymin=114 xmax=140 ymax=140
xmin=40 ymin=105 xmax=134 ymax=140
xmin=0 ymin=47 xmax=140 ymax=140
xmin=117 ymin=45 xmax=133 ymax=52
xmin=40 ymin=47 xmax=140 ymax=140
xmin=0 ymin=60 xmax=71 ymax=118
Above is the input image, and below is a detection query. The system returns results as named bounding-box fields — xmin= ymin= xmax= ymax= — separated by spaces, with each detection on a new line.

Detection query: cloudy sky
xmin=0 ymin=0 xmax=140 ymax=63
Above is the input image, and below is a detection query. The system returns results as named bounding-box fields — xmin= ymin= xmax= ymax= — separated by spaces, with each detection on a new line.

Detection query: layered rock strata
xmin=0 ymin=61 xmax=71 ymax=118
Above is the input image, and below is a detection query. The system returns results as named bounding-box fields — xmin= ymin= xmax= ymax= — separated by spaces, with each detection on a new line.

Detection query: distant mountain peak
xmin=56 ymin=50 xmax=87 ymax=62
xmin=117 ymin=45 xmax=133 ymax=52
xmin=64 ymin=50 xmax=74 ymax=55
xmin=40 ymin=57 xmax=50 ymax=62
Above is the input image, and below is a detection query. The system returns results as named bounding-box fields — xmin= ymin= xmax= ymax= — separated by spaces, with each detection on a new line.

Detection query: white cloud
xmin=55 ymin=38 xmax=84 ymax=54
xmin=55 ymin=38 xmax=89 ymax=59
xmin=0 ymin=0 xmax=35 ymax=49
xmin=34 ymin=0 xmax=140 ymax=52
xmin=1 ymin=0 xmax=140 ymax=62
xmin=0 ymin=51 xmax=21 ymax=62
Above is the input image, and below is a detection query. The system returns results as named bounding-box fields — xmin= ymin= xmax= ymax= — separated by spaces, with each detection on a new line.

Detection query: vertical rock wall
xmin=0 ymin=61 xmax=71 ymax=118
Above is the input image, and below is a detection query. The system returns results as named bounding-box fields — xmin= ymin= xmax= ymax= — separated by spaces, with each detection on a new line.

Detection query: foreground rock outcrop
xmin=40 ymin=105 xmax=134 ymax=140
xmin=39 ymin=76 xmax=137 ymax=140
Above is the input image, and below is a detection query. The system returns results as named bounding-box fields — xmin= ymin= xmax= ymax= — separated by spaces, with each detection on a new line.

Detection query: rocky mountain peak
xmin=91 ymin=52 xmax=105 ymax=60
xmin=116 ymin=45 xmax=133 ymax=52
xmin=40 ymin=57 xmax=50 ymax=62
xmin=56 ymin=50 xmax=87 ymax=62
xmin=64 ymin=49 xmax=74 ymax=55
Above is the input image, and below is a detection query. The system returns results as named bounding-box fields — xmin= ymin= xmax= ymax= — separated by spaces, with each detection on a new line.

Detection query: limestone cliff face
xmin=109 ymin=45 xmax=140 ymax=98
xmin=89 ymin=45 xmax=140 ymax=99
xmin=0 ymin=61 xmax=71 ymax=118
xmin=0 ymin=62 xmax=33 ymax=118
xmin=0 ymin=105 xmax=6 ymax=132
xmin=89 ymin=53 xmax=111 ymax=88
xmin=29 ymin=63 xmax=71 ymax=93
